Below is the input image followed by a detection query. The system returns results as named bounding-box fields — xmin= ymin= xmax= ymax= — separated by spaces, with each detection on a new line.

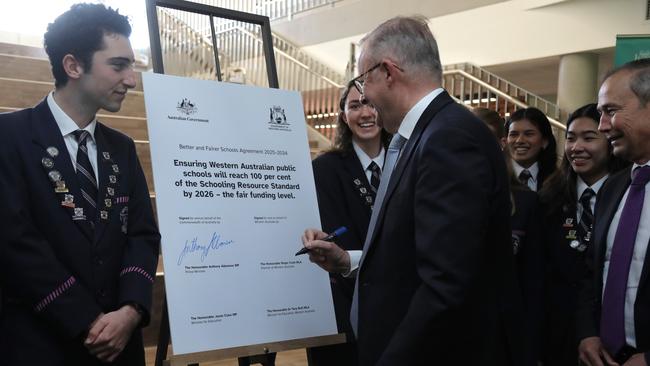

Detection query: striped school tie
xmin=73 ymin=130 xmax=98 ymax=221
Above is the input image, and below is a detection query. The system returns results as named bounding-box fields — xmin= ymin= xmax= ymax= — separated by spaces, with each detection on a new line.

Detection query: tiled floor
xmin=145 ymin=347 xmax=308 ymax=366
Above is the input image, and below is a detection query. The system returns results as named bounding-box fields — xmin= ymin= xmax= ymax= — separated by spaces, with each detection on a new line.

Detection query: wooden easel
xmin=155 ymin=298 xmax=344 ymax=366
xmin=146 ymin=1 xmax=345 ymax=365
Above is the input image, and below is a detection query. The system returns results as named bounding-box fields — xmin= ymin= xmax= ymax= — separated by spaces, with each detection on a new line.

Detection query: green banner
xmin=615 ymin=34 xmax=650 ymax=66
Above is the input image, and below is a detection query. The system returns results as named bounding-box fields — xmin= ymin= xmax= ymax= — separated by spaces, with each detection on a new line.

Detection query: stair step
xmin=135 ymin=142 xmax=154 ymax=192
xmin=0 ymin=78 xmax=145 ymax=118
xmin=0 ymin=53 xmax=144 ymax=91
xmin=0 ymin=42 xmax=47 ymax=58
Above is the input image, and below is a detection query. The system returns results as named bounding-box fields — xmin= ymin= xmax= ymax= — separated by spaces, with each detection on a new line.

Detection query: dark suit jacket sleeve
xmin=520 ymin=194 xmax=544 ymax=362
xmin=0 ymin=124 xmax=102 ymax=338
xmin=379 ymin=123 xmax=498 ymax=362
xmin=117 ymin=139 xmax=160 ymax=326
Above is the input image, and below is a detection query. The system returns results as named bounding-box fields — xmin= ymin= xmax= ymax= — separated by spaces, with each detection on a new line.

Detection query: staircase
xmin=442 ymin=63 xmax=566 ymax=137
xmin=190 ymin=0 xmax=343 ymax=23
xmin=156 ymin=6 xmax=566 ymax=146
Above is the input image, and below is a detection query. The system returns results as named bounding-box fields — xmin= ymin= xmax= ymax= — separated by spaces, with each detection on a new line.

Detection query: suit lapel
xmin=343 ymin=152 xmax=374 ymax=216
xmin=560 ymin=210 xmax=579 ymax=250
xmin=636 ymin=170 xmax=650 ymax=289
xmin=93 ymin=123 xmax=120 ymax=242
xmin=594 ymin=169 xmax=631 ymax=289
xmin=365 ymin=91 xmax=454 ymax=254
xmin=30 ymin=99 xmax=93 ymax=241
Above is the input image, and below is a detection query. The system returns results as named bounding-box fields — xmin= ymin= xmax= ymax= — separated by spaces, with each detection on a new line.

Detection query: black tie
xmin=577 ymin=188 xmax=595 ymax=246
xmin=73 ymin=130 xmax=98 ymax=221
xmin=368 ymin=161 xmax=381 ymax=194
xmin=519 ymin=169 xmax=532 ymax=186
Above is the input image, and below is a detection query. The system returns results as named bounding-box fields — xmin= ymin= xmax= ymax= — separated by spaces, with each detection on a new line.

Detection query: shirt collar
xmin=47 ymin=91 xmax=97 ymax=141
xmin=632 ymin=162 xmax=650 ymax=179
xmin=576 ymin=174 xmax=608 ymax=198
xmin=352 ymin=141 xmax=385 ymax=171
xmin=512 ymin=160 xmax=539 ymax=181
xmin=396 ymin=88 xmax=444 ymax=140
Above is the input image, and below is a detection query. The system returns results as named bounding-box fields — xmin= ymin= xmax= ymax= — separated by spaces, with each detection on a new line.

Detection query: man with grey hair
xmin=303 ymin=16 xmax=522 ymax=366
xmin=577 ymin=58 xmax=650 ymax=366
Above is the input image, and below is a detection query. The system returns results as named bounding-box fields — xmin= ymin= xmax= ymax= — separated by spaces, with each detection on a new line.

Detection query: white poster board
xmin=142 ymin=72 xmax=337 ymax=356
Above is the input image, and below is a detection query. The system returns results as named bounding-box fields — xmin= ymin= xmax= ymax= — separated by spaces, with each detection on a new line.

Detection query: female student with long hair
xmin=506 ymin=107 xmax=558 ymax=191
xmin=540 ymin=103 xmax=629 ymax=365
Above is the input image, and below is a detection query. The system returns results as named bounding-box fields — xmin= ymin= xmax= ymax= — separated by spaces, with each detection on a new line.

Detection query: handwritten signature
xmin=177 ymin=232 xmax=234 ymax=265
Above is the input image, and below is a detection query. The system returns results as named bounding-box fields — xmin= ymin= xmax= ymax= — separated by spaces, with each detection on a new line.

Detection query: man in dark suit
xmin=0 ymin=4 xmax=159 ymax=365
xmin=308 ymin=81 xmax=387 ymax=366
xmin=302 ymin=16 xmax=522 ymax=366
xmin=577 ymin=59 xmax=650 ymax=366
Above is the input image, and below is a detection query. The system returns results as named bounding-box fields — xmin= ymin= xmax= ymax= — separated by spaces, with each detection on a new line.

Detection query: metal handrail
xmin=271 ymin=32 xmax=345 ymax=86
xmin=159 ymin=6 xmax=345 ymax=87
xmin=192 ymin=0 xmax=342 ymax=22
xmin=443 ymin=69 xmax=565 ymax=131
xmin=444 ymin=62 xmax=560 ymax=119
xmin=235 ymin=26 xmax=343 ymax=88
xmin=157 ymin=4 xmax=566 ymax=147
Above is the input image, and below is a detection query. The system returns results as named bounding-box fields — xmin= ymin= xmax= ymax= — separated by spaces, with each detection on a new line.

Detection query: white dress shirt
xmin=602 ymin=163 xmax=650 ymax=347
xmin=345 ymin=88 xmax=445 ymax=275
xmin=512 ymin=160 xmax=540 ymax=191
xmin=47 ymin=92 xmax=99 ymax=182
xmin=352 ymin=141 xmax=385 ymax=184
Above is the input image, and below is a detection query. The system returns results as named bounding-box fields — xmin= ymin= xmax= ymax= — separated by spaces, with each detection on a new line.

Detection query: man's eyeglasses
xmin=351 ymin=63 xmax=382 ymax=93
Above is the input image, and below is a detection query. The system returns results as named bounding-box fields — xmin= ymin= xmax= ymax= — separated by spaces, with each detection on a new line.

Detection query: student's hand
xmin=578 ymin=337 xmax=619 ymax=366
xmin=84 ymin=305 xmax=142 ymax=362
xmin=302 ymin=228 xmax=351 ymax=274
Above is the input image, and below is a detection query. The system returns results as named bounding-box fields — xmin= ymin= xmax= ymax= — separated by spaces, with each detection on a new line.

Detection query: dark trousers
xmin=306 ymin=341 xmax=358 ymax=366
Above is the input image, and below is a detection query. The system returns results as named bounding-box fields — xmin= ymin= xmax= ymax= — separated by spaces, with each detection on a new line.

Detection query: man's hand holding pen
xmin=301 ymin=228 xmax=351 ymax=274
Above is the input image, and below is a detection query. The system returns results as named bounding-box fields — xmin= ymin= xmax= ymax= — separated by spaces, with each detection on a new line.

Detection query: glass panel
xmin=214 ymin=21 xmax=269 ymax=87
xmin=157 ymin=8 xmax=218 ymax=80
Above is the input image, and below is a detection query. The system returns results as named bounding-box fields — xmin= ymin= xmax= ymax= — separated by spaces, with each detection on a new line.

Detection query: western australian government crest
xmin=177 ymin=98 xmax=198 ymax=115
xmin=268 ymin=105 xmax=291 ymax=131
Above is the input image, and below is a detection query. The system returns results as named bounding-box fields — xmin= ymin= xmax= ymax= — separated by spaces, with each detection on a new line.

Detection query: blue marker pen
xmin=295 ymin=226 xmax=348 ymax=256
